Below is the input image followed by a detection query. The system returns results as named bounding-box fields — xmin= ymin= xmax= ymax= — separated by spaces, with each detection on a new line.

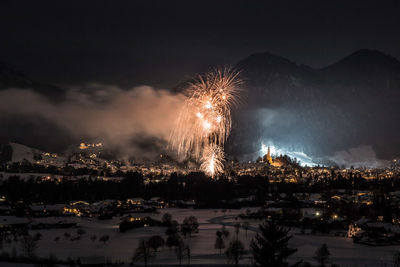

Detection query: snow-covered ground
xmin=1 ymin=208 xmax=399 ymax=266
xmin=8 ymin=143 xmax=41 ymax=163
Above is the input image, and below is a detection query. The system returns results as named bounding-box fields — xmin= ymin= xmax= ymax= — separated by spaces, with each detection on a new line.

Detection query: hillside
xmin=1 ymin=50 xmax=400 ymax=165
xmin=227 ymin=49 xmax=400 ymax=163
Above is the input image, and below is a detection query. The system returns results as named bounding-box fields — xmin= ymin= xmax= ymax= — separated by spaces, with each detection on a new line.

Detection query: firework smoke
xmin=170 ymin=67 xmax=241 ymax=177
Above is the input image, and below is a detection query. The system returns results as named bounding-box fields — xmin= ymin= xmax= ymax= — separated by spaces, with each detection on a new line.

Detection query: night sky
xmin=1 ymin=0 xmax=399 ymax=88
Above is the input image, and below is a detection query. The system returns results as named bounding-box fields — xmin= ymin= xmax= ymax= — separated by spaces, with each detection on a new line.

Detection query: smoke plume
xmin=328 ymin=145 xmax=389 ymax=168
xmin=0 ymin=84 xmax=186 ymax=160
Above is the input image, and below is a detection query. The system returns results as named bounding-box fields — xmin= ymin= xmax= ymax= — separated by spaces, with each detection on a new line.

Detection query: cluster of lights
xmin=79 ymin=142 xmax=103 ymax=150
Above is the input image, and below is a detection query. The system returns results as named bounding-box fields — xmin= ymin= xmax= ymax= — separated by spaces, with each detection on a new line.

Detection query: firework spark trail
xmin=170 ymin=67 xmax=241 ymax=177
xmin=200 ymin=144 xmax=225 ymax=177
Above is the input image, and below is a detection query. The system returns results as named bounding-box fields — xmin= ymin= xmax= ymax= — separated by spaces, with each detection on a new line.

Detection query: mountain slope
xmin=1 ymin=50 xmax=400 ymax=164
xmin=0 ymin=61 xmax=65 ymax=101
xmin=227 ymin=49 xmax=400 ymax=162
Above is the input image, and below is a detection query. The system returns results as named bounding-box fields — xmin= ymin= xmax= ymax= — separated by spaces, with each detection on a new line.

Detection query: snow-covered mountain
xmin=227 ymin=49 xmax=400 ymax=164
xmin=1 ymin=49 xmax=400 ymax=165
xmin=0 ymin=142 xmax=68 ymax=166
xmin=8 ymin=142 xmax=41 ymax=163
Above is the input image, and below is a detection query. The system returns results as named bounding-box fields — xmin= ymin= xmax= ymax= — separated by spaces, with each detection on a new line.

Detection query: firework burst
xmin=200 ymin=144 xmax=225 ymax=177
xmin=170 ymin=67 xmax=241 ymax=177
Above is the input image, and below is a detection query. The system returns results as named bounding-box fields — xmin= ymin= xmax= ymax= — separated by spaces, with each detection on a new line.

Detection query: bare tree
xmin=20 ymin=235 xmax=38 ymax=258
xmin=214 ymin=231 xmax=225 ymax=254
xmin=314 ymin=243 xmax=330 ymax=267
xmin=162 ymin=213 xmax=173 ymax=226
xmin=181 ymin=216 xmax=199 ymax=238
xmin=133 ymin=239 xmax=153 ymax=267
xmin=166 ymin=221 xmax=180 ymax=248
xmin=148 ymin=235 xmax=165 ymax=252
xmin=175 ymin=239 xmax=186 ymax=265
xmin=186 ymin=244 xmax=191 ymax=265
xmin=221 ymin=225 xmax=230 ymax=238
xmin=225 ymin=239 xmax=245 ymax=267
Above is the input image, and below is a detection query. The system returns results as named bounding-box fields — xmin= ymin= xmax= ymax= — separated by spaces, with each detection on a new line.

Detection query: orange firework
xmin=200 ymin=144 xmax=225 ymax=177
xmin=170 ymin=67 xmax=241 ymax=177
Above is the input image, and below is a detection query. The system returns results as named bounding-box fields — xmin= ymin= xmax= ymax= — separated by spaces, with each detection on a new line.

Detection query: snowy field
xmin=1 ymin=208 xmax=400 ymax=266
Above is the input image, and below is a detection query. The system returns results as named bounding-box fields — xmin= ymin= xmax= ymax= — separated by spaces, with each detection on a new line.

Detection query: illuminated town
xmin=0 ymin=141 xmax=400 ymax=265
xmin=1 ymin=1 xmax=400 ymax=266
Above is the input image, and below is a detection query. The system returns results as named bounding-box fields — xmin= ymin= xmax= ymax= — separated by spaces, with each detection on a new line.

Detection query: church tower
xmin=266 ymin=146 xmax=273 ymax=164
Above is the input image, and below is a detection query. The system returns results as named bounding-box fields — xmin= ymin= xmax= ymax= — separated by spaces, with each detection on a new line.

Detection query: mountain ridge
xmin=1 ymin=49 xmax=400 ymax=163
xmin=0 ymin=61 xmax=65 ymax=101
xmin=228 ymin=49 xmax=400 ymax=162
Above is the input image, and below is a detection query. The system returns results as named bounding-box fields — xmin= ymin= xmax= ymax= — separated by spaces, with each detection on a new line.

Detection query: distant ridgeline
xmin=0 ymin=61 xmax=65 ymax=100
xmin=227 ymin=49 xmax=400 ymax=162
xmin=1 ymin=50 xmax=400 ymax=162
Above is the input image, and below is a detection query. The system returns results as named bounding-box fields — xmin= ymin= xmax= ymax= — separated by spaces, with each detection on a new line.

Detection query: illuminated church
xmin=264 ymin=146 xmax=284 ymax=167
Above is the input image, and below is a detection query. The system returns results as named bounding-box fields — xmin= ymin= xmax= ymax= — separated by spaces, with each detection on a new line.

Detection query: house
xmin=126 ymin=198 xmax=144 ymax=205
